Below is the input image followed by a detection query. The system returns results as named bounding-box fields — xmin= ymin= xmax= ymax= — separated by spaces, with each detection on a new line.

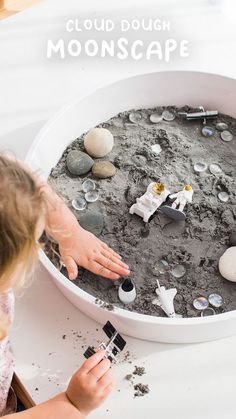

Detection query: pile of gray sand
xmin=46 ymin=105 xmax=236 ymax=318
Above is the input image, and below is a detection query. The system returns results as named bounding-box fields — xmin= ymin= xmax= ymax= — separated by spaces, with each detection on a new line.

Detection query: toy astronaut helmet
xmin=153 ymin=182 xmax=165 ymax=195
xmin=184 ymin=185 xmax=192 ymax=191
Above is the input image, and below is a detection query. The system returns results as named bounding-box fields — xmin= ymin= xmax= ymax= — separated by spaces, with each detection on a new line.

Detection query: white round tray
xmin=25 ymin=71 xmax=236 ymax=343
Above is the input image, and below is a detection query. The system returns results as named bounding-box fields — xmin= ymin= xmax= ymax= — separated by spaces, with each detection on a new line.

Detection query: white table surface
xmin=0 ymin=0 xmax=236 ymax=417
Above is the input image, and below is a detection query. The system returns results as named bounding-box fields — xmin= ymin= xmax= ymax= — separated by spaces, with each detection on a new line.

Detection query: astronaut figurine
xmin=170 ymin=185 xmax=194 ymax=212
xmin=160 ymin=185 xmax=193 ymax=221
xmin=129 ymin=182 xmax=170 ymax=223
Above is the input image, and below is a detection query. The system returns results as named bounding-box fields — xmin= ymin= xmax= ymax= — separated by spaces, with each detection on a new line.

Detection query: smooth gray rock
xmin=78 ymin=211 xmax=104 ymax=236
xmin=66 ymin=150 xmax=94 ymax=175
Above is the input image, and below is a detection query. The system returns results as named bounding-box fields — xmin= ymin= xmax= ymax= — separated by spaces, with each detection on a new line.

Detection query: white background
xmin=0 ymin=0 xmax=236 ymax=418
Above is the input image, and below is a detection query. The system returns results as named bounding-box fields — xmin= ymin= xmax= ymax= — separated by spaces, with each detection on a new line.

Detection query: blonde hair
xmin=0 ymin=155 xmax=46 ymax=338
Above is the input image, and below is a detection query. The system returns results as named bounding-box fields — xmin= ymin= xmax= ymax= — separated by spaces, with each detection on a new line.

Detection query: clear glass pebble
xmin=85 ymin=190 xmax=99 ymax=203
xmin=150 ymin=113 xmax=163 ymax=123
xmin=216 ymin=122 xmax=228 ymax=131
xmin=129 ymin=112 xmax=142 ymax=124
xmin=218 ymin=191 xmax=229 ymax=203
xmin=201 ymin=307 xmax=216 ymax=317
xmin=153 ymin=259 xmax=169 ymax=275
xmin=202 ymin=126 xmax=214 ymax=137
xmin=220 ymin=130 xmax=233 ymax=142
xmin=162 ymin=110 xmax=175 ymax=122
xmin=208 ymin=293 xmax=224 ymax=308
xmin=82 ymin=179 xmax=96 ymax=193
xmin=170 ymin=265 xmax=186 ymax=278
xmin=194 ymin=162 xmax=207 ymax=173
xmin=151 ymin=144 xmax=162 ymax=155
xmin=193 ymin=296 xmax=209 ymax=310
xmin=209 ymin=163 xmax=222 ymax=175
xmin=71 ymin=196 xmax=87 ymax=211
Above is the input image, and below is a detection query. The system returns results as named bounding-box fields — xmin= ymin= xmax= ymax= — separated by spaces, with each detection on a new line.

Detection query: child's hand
xmin=58 ymin=224 xmax=130 ymax=281
xmin=66 ymin=349 xmax=115 ymax=416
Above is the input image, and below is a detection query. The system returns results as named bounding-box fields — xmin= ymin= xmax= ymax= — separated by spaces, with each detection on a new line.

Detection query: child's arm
xmin=6 ymin=350 xmax=114 ymax=419
xmin=41 ymin=181 xmax=130 ymax=281
xmin=2 ymin=153 xmax=130 ymax=281
xmin=6 ymin=393 xmax=84 ymax=419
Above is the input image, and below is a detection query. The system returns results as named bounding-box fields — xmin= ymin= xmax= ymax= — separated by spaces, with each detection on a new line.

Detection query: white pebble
xmin=219 ymin=247 xmax=236 ymax=282
xmin=151 ymin=144 xmax=162 ymax=155
xmin=84 ymin=128 xmax=114 ymax=158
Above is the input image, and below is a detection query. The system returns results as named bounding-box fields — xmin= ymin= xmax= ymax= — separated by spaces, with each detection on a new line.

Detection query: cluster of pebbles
xmin=47 ymin=105 xmax=236 ymax=318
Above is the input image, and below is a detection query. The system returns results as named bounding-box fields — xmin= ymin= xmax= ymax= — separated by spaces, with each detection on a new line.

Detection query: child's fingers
xmin=89 ymin=358 xmax=111 ymax=381
xmin=101 ymin=381 xmax=115 ymax=399
xmin=95 ymin=254 xmax=130 ymax=277
xmin=80 ymin=349 xmax=106 ymax=374
xmin=101 ymin=250 xmax=129 ymax=270
xmin=90 ymin=261 xmax=120 ymax=280
xmin=97 ymin=369 xmax=113 ymax=389
xmin=63 ymin=255 xmax=78 ymax=280
xmin=101 ymin=242 xmax=122 ymax=259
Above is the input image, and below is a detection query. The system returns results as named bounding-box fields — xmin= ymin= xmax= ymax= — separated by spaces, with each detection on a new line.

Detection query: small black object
xmin=83 ymin=321 xmax=126 ymax=364
xmin=121 ymin=278 xmax=134 ymax=292
xmin=103 ymin=321 xmax=116 ymax=338
xmin=112 ymin=347 xmax=119 ymax=356
xmin=84 ymin=346 xmax=96 ymax=359
xmin=160 ymin=205 xmax=186 ymax=221
xmin=103 ymin=321 xmax=126 ymax=351
xmin=113 ymin=334 xmax=126 ymax=351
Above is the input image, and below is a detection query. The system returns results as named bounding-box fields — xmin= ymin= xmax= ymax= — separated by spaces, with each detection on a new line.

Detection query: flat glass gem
xmin=208 ymin=293 xmax=224 ymax=308
xmin=150 ymin=113 xmax=163 ymax=123
xmin=220 ymin=130 xmax=233 ymax=142
xmin=85 ymin=190 xmax=99 ymax=203
xmin=82 ymin=179 xmax=96 ymax=193
xmin=162 ymin=110 xmax=175 ymax=121
xmin=71 ymin=196 xmax=87 ymax=211
xmin=202 ymin=126 xmax=214 ymax=137
xmin=201 ymin=307 xmax=216 ymax=317
xmin=218 ymin=191 xmax=229 ymax=203
xmin=170 ymin=265 xmax=186 ymax=278
xmin=194 ymin=162 xmax=207 ymax=173
xmin=151 ymin=144 xmax=162 ymax=155
xmin=129 ymin=112 xmax=142 ymax=124
xmin=216 ymin=122 xmax=228 ymax=131
xmin=154 ymin=259 xmax=169 ymax=274
xmin=209 ymin=163 xmax=222 ymax=175
xmin=193 ymin=297 xmax=209 ymax=310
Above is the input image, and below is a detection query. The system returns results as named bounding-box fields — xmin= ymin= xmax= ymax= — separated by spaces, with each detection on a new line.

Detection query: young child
xmin=0 ymin=154 xmax=130 ymax=417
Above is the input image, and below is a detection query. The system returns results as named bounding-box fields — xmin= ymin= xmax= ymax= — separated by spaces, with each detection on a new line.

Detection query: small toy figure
xmin=118 ymin=278 xmax=136 ymax=304
xmin=160 ymin=185 xmax=193 ymax=221
xmin=129 ymin=182 xmax=170 ymax=223
xmin=152 ymin=279 xmax=182 ymax=318
xmin=84 ymin=321 xmax=126 ymax=363
xmin=170 ymin=184 xmax=193 ymax=212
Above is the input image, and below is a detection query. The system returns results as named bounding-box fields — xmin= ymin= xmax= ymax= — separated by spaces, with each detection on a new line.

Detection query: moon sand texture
xmin=46 ymin=106 xmax=236 ymax=318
